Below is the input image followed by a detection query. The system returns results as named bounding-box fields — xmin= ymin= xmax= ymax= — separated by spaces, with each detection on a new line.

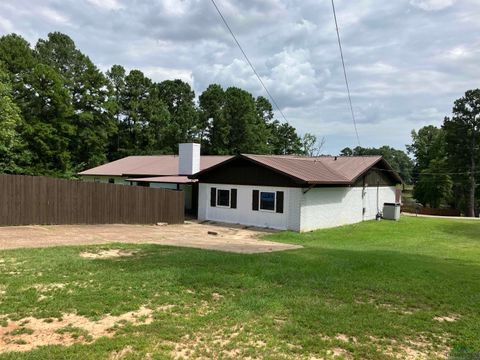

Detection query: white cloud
xmin=352 ymin=62 xmax=399 ymax=75
xmin=0 ymin=15 xmax=15 ymax=33
xmin=410 ymin=0 xmax=457 ymax=11
xmin=445 ymin=45 xmax=471 ymax=59
xmin=143 ymin=66 xmax=193 ymax=86
xmin=87 ymin=0 xmax=124 ymax=11
xmin=39 ymin=7 xmax=70 ymax=25
xmin=265 ymin=48 xmax=323 ymax=107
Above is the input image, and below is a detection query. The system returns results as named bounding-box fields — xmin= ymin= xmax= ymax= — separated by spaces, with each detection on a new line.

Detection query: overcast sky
xmin=0 ymin=0 xmax=478 ymax=154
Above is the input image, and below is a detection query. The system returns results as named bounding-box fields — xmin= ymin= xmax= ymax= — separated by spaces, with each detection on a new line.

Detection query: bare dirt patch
xmin=0 ymin=304 xmax=175 ymax=353
xmin=79 ymin=249 xmax=140 ymax=259
xmin=0 ymin=221 xmax=301 ymax=254
xmin=374 ymin=334 xmax=450 ymax=360
xmin=33 ymin=283 xmax=66 ymax=292
xmin=355 ymin=297 xmax=419 ymax=315
xmin=172 ymin=324 xmax=247 ymax=359
xmin=328 ymin=347 xmax=353 ymax=359
xmin=433 ymin=315 xmax=459 ymax=322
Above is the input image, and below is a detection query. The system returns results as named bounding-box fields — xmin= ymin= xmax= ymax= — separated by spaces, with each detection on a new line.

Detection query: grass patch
xmin=0 ymin=217 xmax=479 ymax=359
xmin=9 ymin=327 xmax=34 ymax=336
xmin=56 ymin=325 xmax=92 ymax=341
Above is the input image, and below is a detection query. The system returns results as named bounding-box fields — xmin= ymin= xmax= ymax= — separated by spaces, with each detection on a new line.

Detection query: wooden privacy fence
xmin=0 ymin=174 xmax=184 ymax=226
xmin=401 ymin=204 xmax=461 ymax=217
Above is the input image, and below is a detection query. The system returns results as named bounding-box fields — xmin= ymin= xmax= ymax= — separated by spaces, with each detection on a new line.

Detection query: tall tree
xmin=198 ymin=84 xmax=228 ymax=154
xmin=119 ymin=69 xmax=153 ymax=154
xmin=224 ymin=87 xmax=269 ymax=154
xmin=0 ymin=34 xmax=37 ymax=90
xmin=35 ymin=32 xmax=115 ymax=169
xmin=105 ymin=65 xmax=126 ymax=159
xmin=268 ymin=121 xmax=303 ymax=155
xmin=407 ymin=125 xmax=452 ymax=207
xmin=21 ymin=64 xmax=75 ymax=175
xmin=0 ymin=34 xmax=38 ymax=115
xmin=443 ymin=89 xmax=480 ymax=217
xmin=156 ymin=79 xmax=198 ymax=152
xmin=0 ymin=63 xmax=28 ymax=173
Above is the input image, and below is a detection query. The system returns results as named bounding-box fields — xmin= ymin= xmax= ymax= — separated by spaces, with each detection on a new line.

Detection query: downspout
xmin=362 ymin=176 xmax=366 ymax=220
xmin=376 ymin=180 xmax=381 ymax=220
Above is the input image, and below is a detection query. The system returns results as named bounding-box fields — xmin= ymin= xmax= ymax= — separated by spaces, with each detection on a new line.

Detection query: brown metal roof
xmin=126 ymin=176 xmax=196 ymax=184
xmin=191 ymin=154 xmax=401 ymax=185
xmin=78 ymin=155 xmax=232 ymax=177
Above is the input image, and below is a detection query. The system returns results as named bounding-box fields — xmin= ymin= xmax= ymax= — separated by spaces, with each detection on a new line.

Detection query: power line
xmin=331 ymin=0 xmax=361 ymax=146
xmin=209 ymin=0 xmax=289 ymax=123
xmin=373 ymin=168 xmax=480 ymax=176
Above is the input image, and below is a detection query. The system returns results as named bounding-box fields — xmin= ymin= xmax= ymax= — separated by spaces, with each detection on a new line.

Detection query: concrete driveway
xmin=0 ymin=221 xmax=302 ymax=254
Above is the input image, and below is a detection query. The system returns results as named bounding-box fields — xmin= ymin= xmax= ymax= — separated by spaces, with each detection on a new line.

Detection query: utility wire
xmin=372 ymin=168 xmax=480 ymax=176
xmin=331 ymin=0 xmax=361 ymax=146
xmin=210 ymin=0 xmax=289 ymax=123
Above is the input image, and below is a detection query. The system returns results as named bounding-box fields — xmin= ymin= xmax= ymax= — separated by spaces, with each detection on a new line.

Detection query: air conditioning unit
xmin=383 ymin=203 xmax=400 ymax=221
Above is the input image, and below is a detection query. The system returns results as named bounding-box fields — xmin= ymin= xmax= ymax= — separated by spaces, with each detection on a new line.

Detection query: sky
xmin=0 ymin=0 xmax=479 ymax=154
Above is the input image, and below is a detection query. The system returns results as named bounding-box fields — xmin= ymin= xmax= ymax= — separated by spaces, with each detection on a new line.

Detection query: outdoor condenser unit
xmin=383 ymin=203 xmax=401 ymax=221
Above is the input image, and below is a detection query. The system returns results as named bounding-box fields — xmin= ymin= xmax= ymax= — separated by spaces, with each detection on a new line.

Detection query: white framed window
xmin=252 ymin=190 xmax=284 ymax=213
xmin=211 ymin=187 xmax=237 ymax=209
xmin=259 ymin=191 xmax=275 ymax=211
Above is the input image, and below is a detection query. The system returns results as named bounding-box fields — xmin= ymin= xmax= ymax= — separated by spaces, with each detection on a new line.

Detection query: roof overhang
xmin=127 ymin=176 xmax=196 ymax=184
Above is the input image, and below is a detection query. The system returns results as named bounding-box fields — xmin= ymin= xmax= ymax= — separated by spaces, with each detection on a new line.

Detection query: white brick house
xmin=191 ymin=154 xmax=401 ymax=231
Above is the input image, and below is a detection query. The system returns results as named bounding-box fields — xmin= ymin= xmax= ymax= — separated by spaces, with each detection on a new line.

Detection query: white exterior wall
xmin=198 ymin=183 xmax=302 ymax=231
xmin=198 ymin=183 xmax=396 ymax=232
xmin=299 ymin=186 xmax=396 ymax=232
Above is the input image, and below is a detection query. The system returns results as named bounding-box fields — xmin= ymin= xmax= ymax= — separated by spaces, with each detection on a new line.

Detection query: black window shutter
xmin=210 ymin=187 xmax=217 ymax=207
xmin=276 ymin=191 xmax=284 ymax=213
xmin=252 ymin=190 xmax=259 ymax=211
xmin=230 ymin=189 xmax=237 ymax=208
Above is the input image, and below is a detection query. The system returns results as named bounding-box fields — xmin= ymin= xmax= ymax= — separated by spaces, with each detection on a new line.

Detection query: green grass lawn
xmin=0 ymin=217 xmax=479 ymax=359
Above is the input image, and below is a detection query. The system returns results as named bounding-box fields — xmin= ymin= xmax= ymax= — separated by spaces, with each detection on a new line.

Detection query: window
xmin=211 ymin=188 xmax=237 ymax=208
xmin=217 ymin=189 xmax=230 ymax=207
xmin=108 ymin=178 xmax=115 ymax=184
xmin=253 ymin=190 xmax=284 ymax=213
xmin=260 ymin=191 xmax=275 ymax=211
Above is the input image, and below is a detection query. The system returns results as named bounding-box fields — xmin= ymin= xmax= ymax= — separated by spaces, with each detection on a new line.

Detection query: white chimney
xmin=178 ymin=143 xmax=201 ymax=175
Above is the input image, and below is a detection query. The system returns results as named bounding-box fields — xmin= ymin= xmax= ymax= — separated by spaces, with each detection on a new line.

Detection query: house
xmin=79 ymin=143 xmax=402 ymax=231
xmin=78 ymin=143 xmax=231 ymax=213
xmin=190 ymin=153 xmax=402 ymax=231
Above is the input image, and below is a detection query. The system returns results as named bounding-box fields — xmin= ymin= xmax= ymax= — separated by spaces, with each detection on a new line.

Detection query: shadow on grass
xmin=438 ymin=221 xmax=480 ymax=242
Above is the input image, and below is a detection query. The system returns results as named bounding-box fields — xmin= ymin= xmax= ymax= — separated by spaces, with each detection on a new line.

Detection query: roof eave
xmin=305 ymin=180 xmax=353 ymax=185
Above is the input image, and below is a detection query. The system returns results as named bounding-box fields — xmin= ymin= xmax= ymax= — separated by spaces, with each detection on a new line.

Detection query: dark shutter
xmin=230 ymin=189 xmax=237 ymax=209
xmin=276 ymin=191 xmax=284 ymax=213
xmin=252 ymin=190 xmax=259 ymax=211
xmin=210 ymin=187 xmax=217 ymax=207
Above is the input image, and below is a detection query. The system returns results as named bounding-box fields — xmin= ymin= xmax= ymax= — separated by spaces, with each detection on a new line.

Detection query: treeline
xmin=0 ymin=32 xmax=314 ymax=177
xmin=340 ymin=146 xmax=414 ymax=184
xmin=407 ymin=90 xmax=479 ymax=217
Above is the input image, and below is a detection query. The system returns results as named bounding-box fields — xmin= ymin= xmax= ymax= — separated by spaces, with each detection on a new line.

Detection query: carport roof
xmin=78 ymin=155 xmax=232 ymax=177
